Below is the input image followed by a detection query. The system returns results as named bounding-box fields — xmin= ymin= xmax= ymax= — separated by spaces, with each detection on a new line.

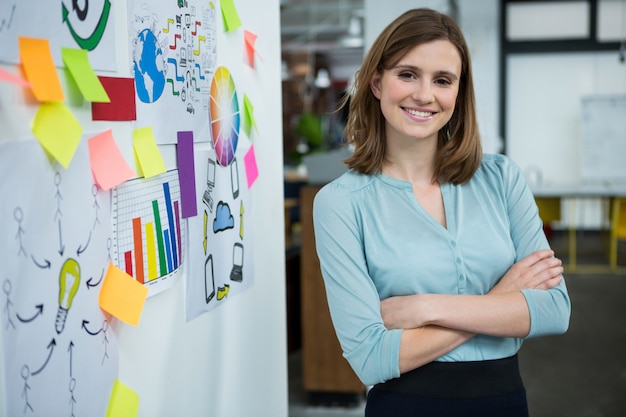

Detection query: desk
xmin=532 ymin=184 xmax=626 ymax=274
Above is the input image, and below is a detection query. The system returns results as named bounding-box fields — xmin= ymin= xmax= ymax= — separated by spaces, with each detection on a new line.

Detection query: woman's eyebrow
xmin=393 ymin=64 xmax=459 ymax=80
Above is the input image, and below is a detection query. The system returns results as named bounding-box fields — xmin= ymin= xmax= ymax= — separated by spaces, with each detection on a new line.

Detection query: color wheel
xmin=209 ymin=66 xmax=240 ymax=167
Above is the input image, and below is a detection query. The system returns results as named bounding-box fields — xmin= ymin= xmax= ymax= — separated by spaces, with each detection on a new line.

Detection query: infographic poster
xmin=0 ymin=139 xmax=118 ymax=417
xmin=185 ymin=145 xmax=254 ymax=321
xmin=111 ymin=170 xmax=186 ymax=297
xmin=0 ymin=0 xmax=117 ymax=71
xmin=128 ymin=0 xmax=218 ymax=144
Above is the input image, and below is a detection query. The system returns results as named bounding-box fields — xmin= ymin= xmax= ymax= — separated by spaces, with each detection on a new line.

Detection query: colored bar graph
xmin=132 ymin=217 xmax=144 ymax=284
xmin=112 ymin=170 xmax=185 ymax=292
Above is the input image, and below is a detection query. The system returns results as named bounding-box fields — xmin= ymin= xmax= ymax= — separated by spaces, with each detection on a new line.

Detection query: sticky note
xmin=242 ymin=94 xmax=258 ymax=137
xmin=132 ymin=127 xmax=166 ymax=178
xmin=92 ymin=76 xmax=136 ymax=121
xmin=244 ymin=145 xmax=258 ymax=189
xmin=18 ymin=37 xmax=64 ymax=102
xmin=220 ymin=0 xmax=242 ymax=32
xmin=244 ymin=30 xmax=257 ymax=67
xmin=61 ymin=47 xmax=110 ymax=103
xmin=99 ymin=262 xmax=148 ymax=327
xmin=177 ymin=131 xmax=198 ymax=218
xmin=105 ymin=379 xmax=139 ymax=417
xmin=32 ymin=102 xmax=82 ymax=169
xmin=88 ymin=130 xmax=136 ymax=190
xmin=0 ymin=67 xmax=29 ymax=87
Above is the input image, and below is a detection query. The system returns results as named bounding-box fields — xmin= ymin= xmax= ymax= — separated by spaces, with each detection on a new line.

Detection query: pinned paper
xmin=92 ymin=76 xmax=137 ymax=121
xmin=88 ymin=130 xmax=136 ymax=190
xmin=0 ymin=67 xmax=29 ymax=87
xmin=220 ymin=0 xmax=242 ymax=32
xmin=99 ymin=262 xmax=148 ymax=327
xmin=105 ymin=379 xmax=139 ymax=417
xmin=177 ymin=131 xmax=198 ymax=218
xmin=18 ymin=37 xmax=65 ymax=102
xmin=32 ymin=102 xmax=82 ymax=169
xmin=132 ymin=127 xmax=166 ymax=178
xmin=243 ymin=145 xmax=258 ymax=189
xmin=243 ymin=30 xmax=262 ymax=68
xmin=242 ymin=94 xmax=258 ymax=137
xmin=61 ymin=47 xmax=110 ymax=103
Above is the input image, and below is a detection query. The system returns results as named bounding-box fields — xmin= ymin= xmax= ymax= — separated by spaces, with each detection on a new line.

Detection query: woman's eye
xmin=398 ymin=72 xmax=415 ymax=79
xmin=435 ymin=78 xmax=451 ymax=85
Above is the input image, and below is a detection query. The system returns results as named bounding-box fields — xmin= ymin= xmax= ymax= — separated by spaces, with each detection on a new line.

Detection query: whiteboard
xmin=580 ymin=94 xmax=626 ymax=183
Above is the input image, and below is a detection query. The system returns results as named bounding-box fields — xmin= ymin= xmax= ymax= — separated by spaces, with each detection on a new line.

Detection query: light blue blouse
xmin=313 ymin=153 xmax=571 ymax=386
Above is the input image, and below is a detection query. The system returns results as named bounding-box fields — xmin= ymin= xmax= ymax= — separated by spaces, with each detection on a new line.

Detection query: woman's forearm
xmin=398 ymin=325 xmax=475 ymax=374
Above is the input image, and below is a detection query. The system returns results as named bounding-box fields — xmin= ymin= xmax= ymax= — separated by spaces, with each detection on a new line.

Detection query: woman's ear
xmin=370 ymin=73 xmax=381 ymax=99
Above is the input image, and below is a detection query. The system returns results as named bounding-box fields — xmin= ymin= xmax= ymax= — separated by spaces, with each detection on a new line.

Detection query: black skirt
xmin=365 ymin=355 xmax=529 ymax=417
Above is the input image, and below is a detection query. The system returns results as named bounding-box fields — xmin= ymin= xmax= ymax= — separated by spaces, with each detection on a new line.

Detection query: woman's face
xmin=370 ymin=40 xmax=462 ymax=146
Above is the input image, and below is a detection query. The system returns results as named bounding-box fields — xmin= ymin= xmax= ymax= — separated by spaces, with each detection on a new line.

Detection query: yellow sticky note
xmin=243 ymin=94 xmax=258 ymax=137
xmin=105 ymin=379 xmax=139 ymax=417
xmin=61 ymin=47 xmax=110 ymax=103
xmin=32 ymin=102 xmax=82 ymax=169
xmin=220 ymin=0 xmax=242 ymax=32
xmin=132 ymin=127 xmax=166 ymax=178
xmin=99 ymin=262 xmax=148 ymax=326
xmin=18 ymin=37 xmax=65 ymax=102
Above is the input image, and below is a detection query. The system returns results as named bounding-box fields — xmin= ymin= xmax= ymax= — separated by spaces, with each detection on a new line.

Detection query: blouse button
xmin=455 ymin=257 xmax=462 ymax=264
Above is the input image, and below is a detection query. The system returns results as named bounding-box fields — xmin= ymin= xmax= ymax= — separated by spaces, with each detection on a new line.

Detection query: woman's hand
xmin=380 ymin=294 xmax=425 ymax=330
xmin=490 ymin=249 xmax=563 ymax=295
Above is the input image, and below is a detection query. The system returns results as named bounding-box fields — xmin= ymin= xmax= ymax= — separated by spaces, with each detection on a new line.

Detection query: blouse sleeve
xmin=498 ymin=155 xmax=571 ymax=337
xmin=313 ymin=182 xmax=402 ymax=386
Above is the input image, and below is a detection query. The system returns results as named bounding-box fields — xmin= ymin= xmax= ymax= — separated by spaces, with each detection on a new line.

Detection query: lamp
xmin=314 ymin=68 xmax=331 ymax=88
xmin=55 ymin=258 xmax=81 ymax=334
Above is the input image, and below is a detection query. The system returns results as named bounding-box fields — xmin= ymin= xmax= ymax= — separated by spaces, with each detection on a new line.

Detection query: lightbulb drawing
xmin=55 ymin=258 xmax=81 ymax=334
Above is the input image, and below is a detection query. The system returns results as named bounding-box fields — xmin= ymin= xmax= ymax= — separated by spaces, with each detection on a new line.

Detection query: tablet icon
xmin=204 ymin=254 xmax=215 ymax=303
xmin=230 ymin=242 xmax=243 ymax=282
xmin=202 ymin=158 xmax=216 ymax=212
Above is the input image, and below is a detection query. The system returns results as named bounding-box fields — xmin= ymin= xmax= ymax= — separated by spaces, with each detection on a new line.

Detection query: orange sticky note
xmin=132 ymin=127 xmax=166 ymax=178
xmin=105 ymin=379 xmax=139 ymax=417
xmin=244 ymin=145 xmax=258 ymax=188
xmin=18 ymin=37 xmax=65 ymax=102
xmin=99 ymin=262 xmax=148 ymax=326
xmin=88 ymin=130 xmax=136 ymax=190
xmin=32 ymin=102 xmax=82 ymax=169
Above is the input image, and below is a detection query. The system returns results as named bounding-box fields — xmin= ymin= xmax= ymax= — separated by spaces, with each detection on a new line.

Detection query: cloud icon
xmin=213 ymin=201 xmax=234 ymax=233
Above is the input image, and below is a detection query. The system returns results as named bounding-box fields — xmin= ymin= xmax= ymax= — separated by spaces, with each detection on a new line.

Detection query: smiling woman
xmin=313 ymin=8 xmax=570 ymax=417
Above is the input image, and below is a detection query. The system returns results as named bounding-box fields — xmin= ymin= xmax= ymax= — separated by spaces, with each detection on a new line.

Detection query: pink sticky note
xmin=88 ymin=130 xmax=136 ymax=190
xmin=0 ymin=67 xmax=29 ymax=87
xmin=243 ymin=145 xmax=258 ymax=189
xmin=244 ymin=30 xmax=258 ymax=68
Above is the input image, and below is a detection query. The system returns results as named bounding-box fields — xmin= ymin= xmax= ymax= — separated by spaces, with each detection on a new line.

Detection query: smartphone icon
xmin=230 ymin=157 xmax=239 ymax=199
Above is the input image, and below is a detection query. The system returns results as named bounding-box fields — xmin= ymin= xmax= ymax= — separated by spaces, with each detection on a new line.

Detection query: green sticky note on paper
xmin=61 ymin=47 xmax=110 ymax=103
xmin=243 ymin=94 xmax=258 ymax=137
xmin=220 ymin=0 xmax=242 ymax=32
xmin=132 ymin=127 xmax=166 ymax=178
xmin=32 ymin=102 xmax=82 ymax=169
xmin=105 ymin=379 xmax=139 ymax=417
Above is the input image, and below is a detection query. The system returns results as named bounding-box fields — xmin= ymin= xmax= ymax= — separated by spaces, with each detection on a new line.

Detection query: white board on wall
xmin=580 ymin=94 xmax=626 ymax=184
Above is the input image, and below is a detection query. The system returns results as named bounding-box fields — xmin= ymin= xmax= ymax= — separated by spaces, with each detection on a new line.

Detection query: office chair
xmin=536 ymin=197 xmax=561 ymax=241
xmin=609 ymin=197 xmax=626 ymax=272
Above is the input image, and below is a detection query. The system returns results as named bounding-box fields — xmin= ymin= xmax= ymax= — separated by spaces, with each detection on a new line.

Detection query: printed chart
xmin=112 ymin=170 xmax=185 ymax=296
xmin=210 ymin=66 xmax=240 ymax=166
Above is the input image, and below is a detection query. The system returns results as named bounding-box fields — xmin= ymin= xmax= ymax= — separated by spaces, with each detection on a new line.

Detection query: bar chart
xmin=112 ymin=170 xmax=184 ymax=294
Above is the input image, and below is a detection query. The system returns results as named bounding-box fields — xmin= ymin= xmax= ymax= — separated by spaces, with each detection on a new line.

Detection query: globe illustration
xmin=133 ymin=28 xmax=166 ymax=103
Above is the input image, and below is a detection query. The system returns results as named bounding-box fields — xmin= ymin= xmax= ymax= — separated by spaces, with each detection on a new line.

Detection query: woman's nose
xmin=412 ymin=80 xmax=434 ymax=103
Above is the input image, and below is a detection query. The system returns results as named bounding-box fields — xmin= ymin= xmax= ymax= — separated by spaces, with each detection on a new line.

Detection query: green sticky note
xmin=243 ymin=94 xmax=258 ymax=137
xmin=105 ymin=379 xmax=139 ymax=417
xmin=61 ymin=47 xmax=110 ymax=103
xmin=220 ymin=0 xmax=242 ymax=32
xmin=132 ymin=127 xmax=166 ymax=178
xmin=31 ymin=102 xmax=82 ymax=169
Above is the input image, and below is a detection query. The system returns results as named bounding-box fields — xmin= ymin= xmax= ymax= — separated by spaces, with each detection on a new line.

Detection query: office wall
xmin=0 ymin=1 xmax=288 ymax=417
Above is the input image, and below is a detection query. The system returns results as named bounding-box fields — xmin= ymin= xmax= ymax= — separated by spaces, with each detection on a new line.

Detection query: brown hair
xmin=341 ymin=8 xmax=482 ymax=184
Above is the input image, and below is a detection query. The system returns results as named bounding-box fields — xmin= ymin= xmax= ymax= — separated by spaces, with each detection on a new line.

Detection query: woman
xmin=312 ymin=8 xmax=570 ymax=417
